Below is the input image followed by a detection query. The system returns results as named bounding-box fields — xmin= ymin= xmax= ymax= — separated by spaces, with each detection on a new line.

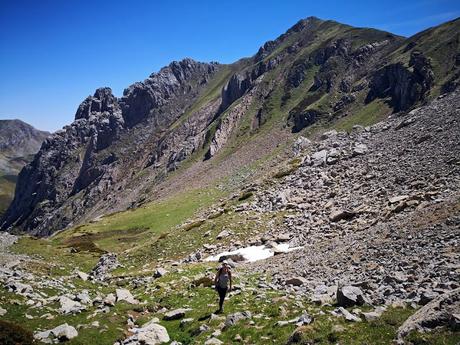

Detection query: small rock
xmin=224 ymin=311 xmax=252 ymax=328
xmin=329 ymin=209 xmax=356 ymax=222
xmin=449 ymin=313 xmax=460 ymax=331
xmin=216 ymin=230 xmax=230 ymax=240
xmin=104 ymin=293 xmax=116 ymax=306
xmin=35 ymin=323 xmax=78 ymax=343
xmin=58 ymin=296 xmax=84 ymax=315
xmin=352 ymin=143 xmax=368 ymax=156
xmin=336 ymin=307 xmax=362 ymax=322
xmin=116 ymin=288 xmax=139 ymax=304
xmin=204 ymin=338 xmax=223 ymax=345
xmin=285 ymin=277 xmax=308 ymax=286
xmin=75 ymin=271 xmax=89 ymax=281
xmin=179 ymin=318 xmax=194 ymax=328
xmin=163 ymin=308 xmax=190 ymax=321
xmin=154 ymin=268 xmax=168 ymax=278
xmin=388 ymin=195 xmax=409 ymax=204
xmin=124 ymin=320 xmax=170 ymax=344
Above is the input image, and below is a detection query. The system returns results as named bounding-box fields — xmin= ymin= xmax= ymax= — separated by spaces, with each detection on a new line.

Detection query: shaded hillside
xmin=0 ymin=120 xmax=49 ymax=216
xmin=2 ymin=17 xmax=459 ymax=236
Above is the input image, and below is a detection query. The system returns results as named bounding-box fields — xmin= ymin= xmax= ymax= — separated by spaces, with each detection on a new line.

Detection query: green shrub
xmin=0 ymin=320 xmax=35 ymax=345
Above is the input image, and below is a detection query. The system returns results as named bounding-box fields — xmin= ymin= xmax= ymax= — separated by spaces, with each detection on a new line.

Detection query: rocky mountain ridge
xmin=2 ymin=16 xmax=459 ymax=236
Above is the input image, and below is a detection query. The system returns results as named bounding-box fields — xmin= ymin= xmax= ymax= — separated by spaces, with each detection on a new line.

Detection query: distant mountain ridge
xmin=0 ymin=119 xmax=49 ymax=158
xmin=2 ymin=16 xmax=459 ymax=235
xmin=0 ymin=119 xmax=49 ymax=216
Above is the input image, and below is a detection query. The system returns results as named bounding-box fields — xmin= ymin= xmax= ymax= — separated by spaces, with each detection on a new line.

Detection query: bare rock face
xmin=366 ymin=51 xmax=434 ymax=111
xmin=120 ymin=59 xmax=218 ymax=127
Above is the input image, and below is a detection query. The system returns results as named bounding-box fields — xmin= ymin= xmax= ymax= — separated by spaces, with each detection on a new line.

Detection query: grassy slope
xmin=5 ymin=203 xmax=460 ymax=344
xmin=0 ymin=174 xmax=16 ymax=216
xmin=0 ymin=151 xmax=38 ymax=216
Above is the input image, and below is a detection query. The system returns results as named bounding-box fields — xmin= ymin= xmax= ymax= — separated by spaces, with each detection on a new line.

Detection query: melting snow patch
xmin=205 ymin=244 xmax=302 ymax=263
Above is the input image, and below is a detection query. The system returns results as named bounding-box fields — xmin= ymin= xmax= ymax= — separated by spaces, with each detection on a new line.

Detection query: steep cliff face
xmin=2 ymin=17 xmax=459 ymax=236
xmin=366 ymin=50 xmax=435 ymax=111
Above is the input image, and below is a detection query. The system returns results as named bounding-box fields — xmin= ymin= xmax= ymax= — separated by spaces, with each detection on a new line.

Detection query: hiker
xmin=214 ymin=260 xmax=232 ymax=313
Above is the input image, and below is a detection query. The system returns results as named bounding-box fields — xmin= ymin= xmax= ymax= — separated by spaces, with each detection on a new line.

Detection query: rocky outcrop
xmin=366 ymin=51 xmax=434 ymax=111
xmin=288 ymin=109 xmax=322 ymax=133
xmin=120 ymin=59 xmax=218 ymax=127
xmin=220 ymin=73 xmax=253 ymax=112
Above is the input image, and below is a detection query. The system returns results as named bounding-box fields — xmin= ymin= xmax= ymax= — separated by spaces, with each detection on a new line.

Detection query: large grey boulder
xmin=58 ymin=296 xmax=85 ymax=314
xmin=153 ymin=267 xmax=168 ymax=278
xmin=116 ymin=288 xmax=139 ymax=304
xmin=292 ymin=136 xmax=311 ymax=156
xmin=90 ymin=253 xmax=119 ymax=281
xmin=311 ymin=150 xmax=328 ymax=166
xmin=329 ymin=209 xmax=356 ymax=222
xmin=335 ymin=307 xmax=362 ymax=322
xmin=121 ymin=319 xmax=170 ymax=344
xmin=336 ymin=285 xmax=365 ymax=307
xmin=396 ymin=288 xmax=460 ymax=343
xmin=34 ymin=323 xmax=78 ymax=343
xmin=285 ymin=276 xmax=308 ymax=286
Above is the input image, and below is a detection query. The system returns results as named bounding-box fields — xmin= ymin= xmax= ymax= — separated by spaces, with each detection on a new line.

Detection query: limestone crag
xmin=1 ymin=60 xmax=221 ymax=235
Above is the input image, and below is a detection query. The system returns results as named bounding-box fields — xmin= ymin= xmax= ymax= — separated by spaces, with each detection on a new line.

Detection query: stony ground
xmin=246 ymin=90 xmax=460 ymax=307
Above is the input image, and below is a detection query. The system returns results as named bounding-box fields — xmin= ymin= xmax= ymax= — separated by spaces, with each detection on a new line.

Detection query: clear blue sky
xmin=1 ymin=0 xmax=459 ymax=132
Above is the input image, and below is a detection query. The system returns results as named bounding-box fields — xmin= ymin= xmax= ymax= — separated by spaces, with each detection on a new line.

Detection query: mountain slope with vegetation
xmin=2 ymin=17 xmax=459 ymax=236
xmin=0 ymin=16 xmax=459 ymax=345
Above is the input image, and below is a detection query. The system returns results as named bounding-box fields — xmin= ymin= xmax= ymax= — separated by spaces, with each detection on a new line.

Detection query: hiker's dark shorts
xmin=216 ymin=286 xmax=228 ymax=300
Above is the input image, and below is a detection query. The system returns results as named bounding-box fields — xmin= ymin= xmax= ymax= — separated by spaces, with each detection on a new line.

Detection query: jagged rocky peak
xmin=120 ymin=58 xmax=220 ymax=127
xmin=255 ymin=16 xmax=325 ymax=61
xmin=75 ymin=87 xmax=120 ymax=120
